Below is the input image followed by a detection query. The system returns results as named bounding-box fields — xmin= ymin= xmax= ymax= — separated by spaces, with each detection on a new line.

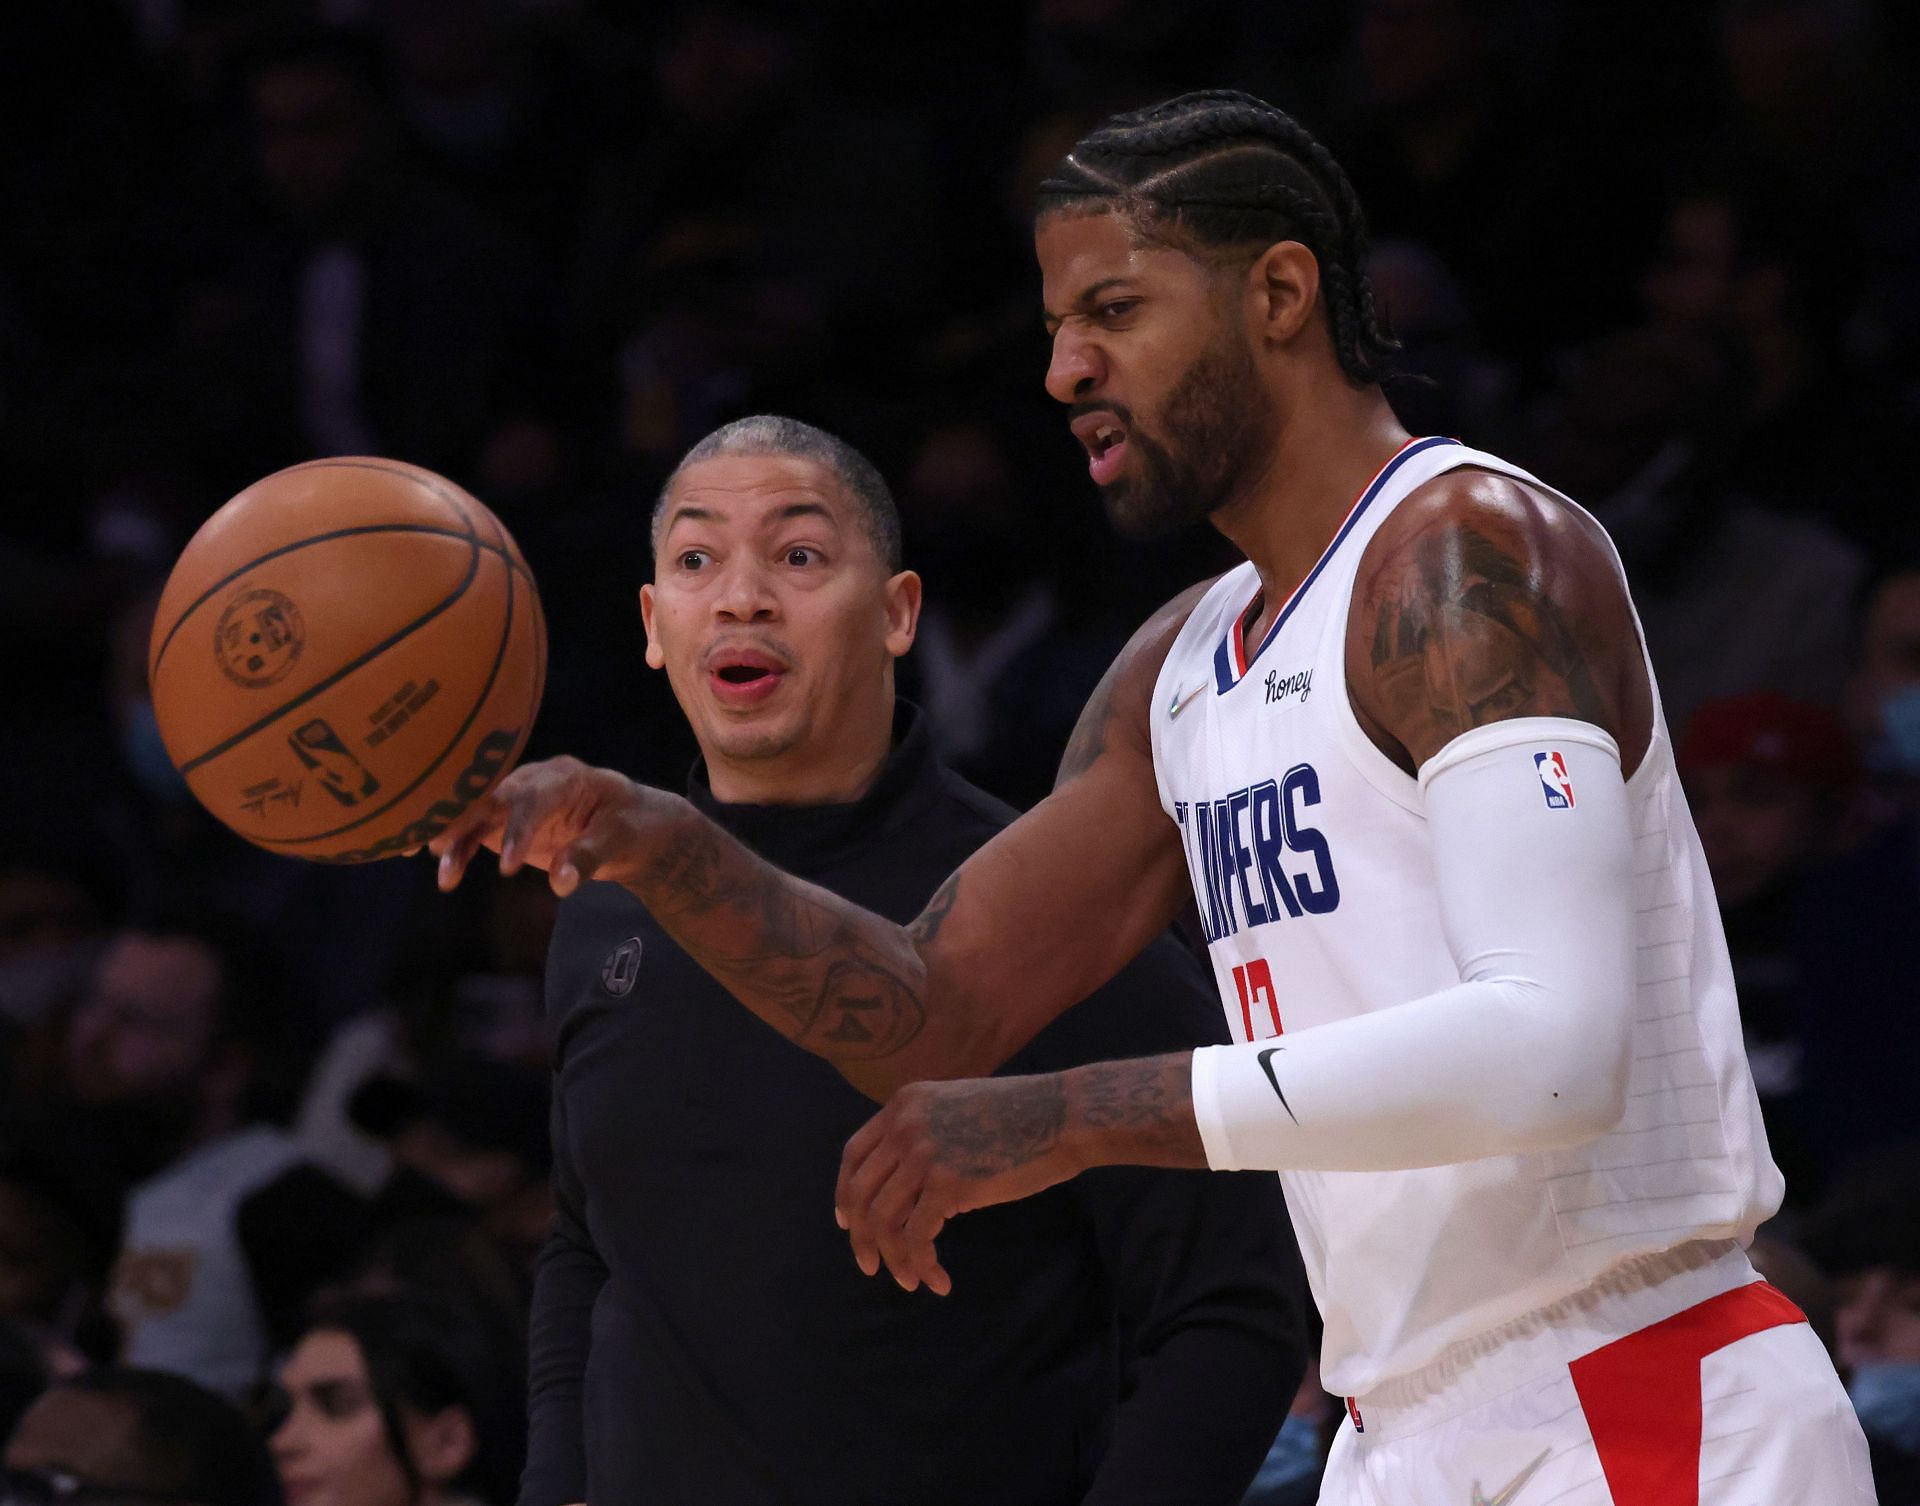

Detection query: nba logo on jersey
xmin=1534 ymin=750 xmax=1575 ymax=810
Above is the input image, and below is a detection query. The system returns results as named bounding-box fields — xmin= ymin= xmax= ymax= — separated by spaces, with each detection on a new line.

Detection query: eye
xmin=784 ymin=546 xmax=821 ymax=567
xmin=1098 ymin=299 xmax=1140 ymax=321
xmin=677 ymin=550 xmax=709 ymax=571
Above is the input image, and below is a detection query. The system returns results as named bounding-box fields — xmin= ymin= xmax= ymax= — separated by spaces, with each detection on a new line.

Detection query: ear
xmin=638 ymin=584 xmax=666 ymax=670
xmin=1246 ymin=240 xmax=1322 ymax=350
xmin=405 ymin=1405 xmax=477 ymax=1488
xmin=882 ymin=570 xmax=922 ymax=660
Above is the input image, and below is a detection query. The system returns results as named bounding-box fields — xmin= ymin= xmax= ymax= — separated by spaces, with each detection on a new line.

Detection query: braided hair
xmin=1037 ymin=90 xmax=1398 ymax=386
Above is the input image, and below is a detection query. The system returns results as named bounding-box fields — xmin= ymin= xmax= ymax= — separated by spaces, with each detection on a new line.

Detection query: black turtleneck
xmin=520 ymin=708 xmax=1307 ymax=1506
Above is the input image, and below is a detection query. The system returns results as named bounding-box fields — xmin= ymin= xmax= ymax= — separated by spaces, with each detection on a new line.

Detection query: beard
xmin=1098 ymin=328 xmax=1275 ymax=541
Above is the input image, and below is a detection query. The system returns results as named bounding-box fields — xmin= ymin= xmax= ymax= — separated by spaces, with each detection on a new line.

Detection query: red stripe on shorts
xmin=1568 ymin=1279 xmax=1805 ymax=1506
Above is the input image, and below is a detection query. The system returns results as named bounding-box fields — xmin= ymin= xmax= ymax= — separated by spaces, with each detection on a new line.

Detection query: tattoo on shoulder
xmin=1057 ymin=675 xmax=1119 ymax=785
xmin=1363 ymin=518 xmax=1610 ymax=756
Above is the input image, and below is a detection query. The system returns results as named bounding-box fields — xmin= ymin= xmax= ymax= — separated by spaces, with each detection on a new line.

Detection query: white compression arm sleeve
xmin=1191 ymin=718 xmax=1638 ymax=1172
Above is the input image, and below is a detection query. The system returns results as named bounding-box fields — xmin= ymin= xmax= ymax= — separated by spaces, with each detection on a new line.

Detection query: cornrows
xmin=1037 ymin=89 xmax=1398 ymax=386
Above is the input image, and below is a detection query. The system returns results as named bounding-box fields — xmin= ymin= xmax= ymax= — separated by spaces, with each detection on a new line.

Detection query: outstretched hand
xmin=426 ymin=755 xmax=657 ymax=896
xmin=833 ymin=1074 xmax=1083 ymax=1296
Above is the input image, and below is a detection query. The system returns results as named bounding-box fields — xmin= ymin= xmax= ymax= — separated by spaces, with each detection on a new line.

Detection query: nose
xmin=1045 ymin=325 xmax=1105 ymax=406
xmin=269 ymin=1405 xmax=308 ymax=1465
xmin=712 ymin=556 xmax=778 ymax=623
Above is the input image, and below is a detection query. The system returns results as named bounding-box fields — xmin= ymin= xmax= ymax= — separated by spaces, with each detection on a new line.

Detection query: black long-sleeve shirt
xmin=520 ymin=709 xmax=1307 ymax=1506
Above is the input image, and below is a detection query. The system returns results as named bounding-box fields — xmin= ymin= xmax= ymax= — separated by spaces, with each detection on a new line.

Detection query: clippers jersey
xmin=1149 ymin=437 xmax=1783 ymax=1399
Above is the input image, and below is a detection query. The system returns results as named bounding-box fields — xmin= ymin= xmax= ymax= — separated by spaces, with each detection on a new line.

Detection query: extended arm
xmin=429 ymin=587 xmax=1203 ymax=1102
xmin=835 ymin=472 xmax=1657 ymax=1289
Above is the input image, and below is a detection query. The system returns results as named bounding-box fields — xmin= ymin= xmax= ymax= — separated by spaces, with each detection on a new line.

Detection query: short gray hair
xmin=652 ymin=415 xmax=903 ymax=572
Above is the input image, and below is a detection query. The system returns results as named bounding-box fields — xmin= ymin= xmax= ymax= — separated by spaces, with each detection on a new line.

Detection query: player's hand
xmin=426 ymin=755 xmax=658 ymax=897
xmin=833 ymin=1074 xmax=1083 ymax=1295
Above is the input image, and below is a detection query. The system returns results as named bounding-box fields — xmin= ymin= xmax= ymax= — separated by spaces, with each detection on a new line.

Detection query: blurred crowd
xmin=3 ymin=0 xmax=1919 ymax=1501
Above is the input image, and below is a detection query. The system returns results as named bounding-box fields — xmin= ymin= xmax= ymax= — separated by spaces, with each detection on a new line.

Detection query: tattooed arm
xmin=835 ymin=472 xmax=1657 ymax=1291
xmin=427 ymin=584 xmax=1206 ymax=1102
xmin=1345 ymin=467 xmax=1654 ymax=774
xmin=833 ymin=1055 xmax=1205 ymax=1294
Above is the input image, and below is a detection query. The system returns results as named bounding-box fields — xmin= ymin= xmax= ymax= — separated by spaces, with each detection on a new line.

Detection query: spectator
xmin=269 ymin=1293 xmax=524 ymax=1506
xmin=1847 ymin=563 xmax=1920 ymax=808
xmin=0 ymin=1136 xmax=120 ymax=1376
xmin=1677 ymin=692 xmax=1858 ymax=1204
xmin=898 ymin=416 xmax=1121 ymax=807
xmin=1794 ymin=565 xmax=1920 ymax=1184
xmin=3 ymin=1366 xmax=278 ymax=1506
xmin=1527 ymin=326 xmax=1866 ymax=728
xmin=179 ymin=27 xmax=564 ymax=490
xmin=1805 ymin=1152 xmax=1920 ymax=1495
xmin=30 ymin=918 xmax=329 ymax=1396
xmin=354 ymin=1054 xmax=554 ymax=1273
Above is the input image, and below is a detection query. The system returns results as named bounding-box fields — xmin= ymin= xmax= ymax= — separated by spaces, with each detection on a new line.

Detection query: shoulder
xmin=1345 ymin=467 xmax=1649 ymax=773
xmin=1057 ymin=575 xmax=1226 ymax=785
xmin=1354 ymin=466 xmax=1621 ymax=604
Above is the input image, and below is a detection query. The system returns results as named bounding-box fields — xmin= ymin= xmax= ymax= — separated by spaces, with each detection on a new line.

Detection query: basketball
xmin=147 ymin=457 xmax=547 ymax=863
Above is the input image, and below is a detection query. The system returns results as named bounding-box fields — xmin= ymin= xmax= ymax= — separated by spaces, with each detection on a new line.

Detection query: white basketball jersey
xmin=1149 ymin=437 xmax=1783 ymax=1398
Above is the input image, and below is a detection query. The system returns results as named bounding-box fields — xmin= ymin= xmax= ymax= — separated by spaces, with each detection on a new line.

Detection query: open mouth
xmin=706 ymin=648 xmax=788 ymax=706
xmin=1071 ymin=411 xmax=1131 ymax=486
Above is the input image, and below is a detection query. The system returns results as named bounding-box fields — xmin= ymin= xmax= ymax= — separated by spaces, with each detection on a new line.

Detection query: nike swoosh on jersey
xmin=1255 ymin=1047 xmax=1299 ymax=1124
xmin=1470 ymin=1447 xmax=1551 ymax=1506
xmin=1168 ymin=682 xmax=1207 ymax=719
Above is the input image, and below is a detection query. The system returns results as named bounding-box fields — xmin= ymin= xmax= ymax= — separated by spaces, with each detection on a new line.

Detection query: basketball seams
xmin=177 ymin=518 xmax=483 ymax=776
xmin=252 ymin=532 xmax=528 ymax=849
xmin=150 ymin=525 xmax=531 ymax=684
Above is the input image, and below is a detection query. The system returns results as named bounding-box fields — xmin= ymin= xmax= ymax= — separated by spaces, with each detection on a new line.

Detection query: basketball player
xmin=433 ymin=92 xmax=1874 ymax=1502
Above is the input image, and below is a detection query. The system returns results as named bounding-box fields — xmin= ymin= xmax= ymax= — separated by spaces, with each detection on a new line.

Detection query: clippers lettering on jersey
xmin=1175 ymin=763 xmax=1341 ymax=943
xmin=1534 ymin=750 xmax=1576 ymax=810
xmin=1263 ymin=667 xmax=1312 ymax=705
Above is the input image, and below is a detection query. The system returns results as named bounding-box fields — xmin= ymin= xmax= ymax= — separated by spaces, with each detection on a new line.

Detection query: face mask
xmin=1876 ymin=682 xmax=1920 ymax=777
xmin=1849 ymin=1362 xmax=1920 ymax=1454
xmin=1244 ymin=1412 xmax=1323 ymax=1499
xmin=120 ymin=698 xmax=189 ymax=804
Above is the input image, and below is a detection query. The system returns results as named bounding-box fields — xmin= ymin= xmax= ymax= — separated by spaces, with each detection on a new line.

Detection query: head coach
xmin=518 ymin=414 xmax=1307 ymax=1506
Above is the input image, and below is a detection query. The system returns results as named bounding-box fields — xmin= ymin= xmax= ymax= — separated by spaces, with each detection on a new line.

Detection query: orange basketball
xmin=147 ymin=457 xmax=547 ymax=863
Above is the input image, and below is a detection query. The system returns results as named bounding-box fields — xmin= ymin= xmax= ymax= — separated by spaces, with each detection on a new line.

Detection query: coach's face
xmin=642 ymin=455 xmax=920 ymax=791
xmin=1038 ymin=209 xmax=1288 ymax=538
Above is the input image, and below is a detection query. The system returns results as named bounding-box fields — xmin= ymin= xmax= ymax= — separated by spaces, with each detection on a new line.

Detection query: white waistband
xmin=1345 ymin=1239 xmax=1757 ymax=1442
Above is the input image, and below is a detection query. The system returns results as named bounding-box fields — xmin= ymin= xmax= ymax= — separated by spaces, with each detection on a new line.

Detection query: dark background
xmin=3 ymin=0 xmax=1919 ymax=1500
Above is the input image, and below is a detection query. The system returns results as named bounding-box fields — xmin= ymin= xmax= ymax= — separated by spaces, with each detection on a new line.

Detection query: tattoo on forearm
xmin=630 ymin=813 xmax=927 ymax=1062
xmin=925 ymin=1077 xmax=1067 ymax=1176
xmin=1057 ymin=666 xmax=1121 ymax=785
xmin=1365 ymin=520 xmax=1609 ymax=749
xmin=1071 ymin=1055 xmax=1200 ymax=1161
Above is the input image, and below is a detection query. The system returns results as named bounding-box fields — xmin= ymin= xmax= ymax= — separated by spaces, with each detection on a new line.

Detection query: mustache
xmin=701 ymin=634 xmax=798 ymax=670
xmin=1066 ymin=399 xmax=1137 ymax=428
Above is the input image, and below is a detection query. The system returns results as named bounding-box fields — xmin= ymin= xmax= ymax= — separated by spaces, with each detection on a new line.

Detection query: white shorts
xmin=1319 ymin=1281 xmax=1876 ymax=1506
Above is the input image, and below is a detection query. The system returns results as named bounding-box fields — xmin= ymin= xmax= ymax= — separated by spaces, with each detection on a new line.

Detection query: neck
xmin=1210 ymin=383 xmax=1410 ymax=643
xmin=703 ymin=695 xmax=897 ymax=807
